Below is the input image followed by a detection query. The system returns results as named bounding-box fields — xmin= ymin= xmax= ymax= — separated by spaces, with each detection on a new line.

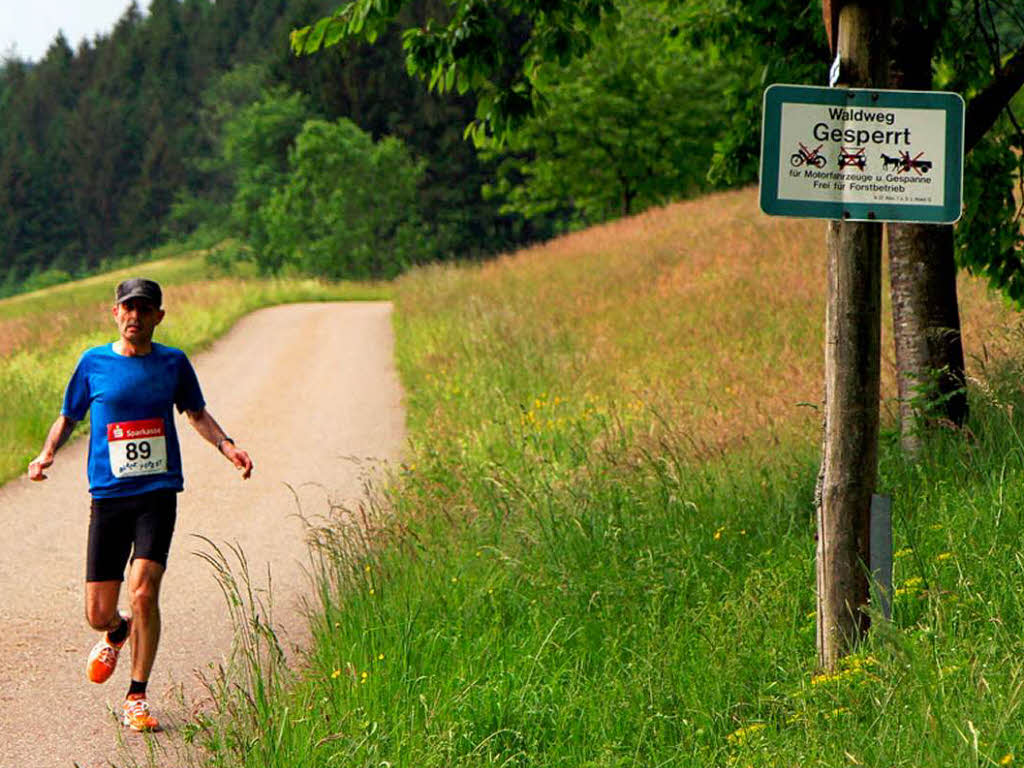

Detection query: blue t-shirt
xmin=61 ymin=343 xmax=206 ymax=498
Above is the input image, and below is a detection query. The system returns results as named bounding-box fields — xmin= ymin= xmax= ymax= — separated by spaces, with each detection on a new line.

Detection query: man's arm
xmin=185 ymin=408 xmax=254 ymax=479
xmin=28 ymin=415 xmax=79 ymax=481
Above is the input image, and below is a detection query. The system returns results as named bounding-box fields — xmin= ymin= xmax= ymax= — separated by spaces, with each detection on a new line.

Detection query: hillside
xmin=399 ymin=185 xmax=1020 ymax=458
xmin=192 ymin=186 xmax=1024 ymax=768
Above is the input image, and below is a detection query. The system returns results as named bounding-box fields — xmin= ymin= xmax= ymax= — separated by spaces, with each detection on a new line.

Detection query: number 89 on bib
xmin=107 ymin=418 xmax=168 ymax=478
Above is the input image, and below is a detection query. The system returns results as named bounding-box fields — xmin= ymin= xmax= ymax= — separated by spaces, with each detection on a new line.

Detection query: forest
xmin=0 ymin=0 xmax=549 ymax=292
xmin=0 ymin=0 xmax=1021 ymax=300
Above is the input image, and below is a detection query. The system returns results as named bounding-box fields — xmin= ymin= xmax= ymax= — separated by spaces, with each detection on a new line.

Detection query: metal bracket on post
xmin=869 ymin=493 xmax=893 ymax=621
xmin=829 ymin=52 xmax=842 ymax=87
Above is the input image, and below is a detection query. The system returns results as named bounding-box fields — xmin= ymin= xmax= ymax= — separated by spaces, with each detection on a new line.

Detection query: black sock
xmin=107 ymin=618 xmax=129 ymax=645
xmin=128 ymin=679 xmax=147 ymax=697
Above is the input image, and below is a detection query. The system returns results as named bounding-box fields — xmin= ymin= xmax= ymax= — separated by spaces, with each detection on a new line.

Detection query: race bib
xmin=107 ymin=418 xmax=168 ymax=478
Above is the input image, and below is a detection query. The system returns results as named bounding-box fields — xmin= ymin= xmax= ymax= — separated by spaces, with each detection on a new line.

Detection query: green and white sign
xmin=760 ymin=84 xmax=964 ymax=223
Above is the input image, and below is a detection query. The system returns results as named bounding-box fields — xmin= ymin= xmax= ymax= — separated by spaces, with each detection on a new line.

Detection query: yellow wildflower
xmin=936 ymin=552 xmax=953 ymax=562
xmin=331 ymin=669 xmax=341 ymax=679
xmin=1000 ymin=755 xmax=1014 ymax=766
xmin=812 ymin=668 xmax=860 ymax=686
xmin=894 ymin=576 xmax=925 ymax=598
xmin=812 ymin=671 xmax=839 ymax=686
xmin=842 ymin=654 xmax=878 ymax=671
xmin=726 ymin=723 xmax=766 ymax=745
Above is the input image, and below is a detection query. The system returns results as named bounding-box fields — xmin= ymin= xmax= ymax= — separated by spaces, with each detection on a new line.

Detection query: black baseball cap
xmin=115 ymin=278 xmax=162 ymax=308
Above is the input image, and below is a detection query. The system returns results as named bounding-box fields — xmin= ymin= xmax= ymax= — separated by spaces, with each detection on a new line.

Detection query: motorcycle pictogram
xmin=790 ymin=142 xmax=827 ymax=168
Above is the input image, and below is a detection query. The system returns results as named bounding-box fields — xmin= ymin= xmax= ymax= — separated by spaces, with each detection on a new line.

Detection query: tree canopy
xmin=3 ymin=0 xmax=1022 ymax=294
xmin=0 ymin=0 xmax=550 ymax=292
xmin=294 ymin=0 xmax=1024 ymax=299
xmin=479 ymin=3 xmax=731 ymax=225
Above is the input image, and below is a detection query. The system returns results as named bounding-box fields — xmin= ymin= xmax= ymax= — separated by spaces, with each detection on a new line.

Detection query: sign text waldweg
xmin=760 ymin=84 xmax=964 ymax=224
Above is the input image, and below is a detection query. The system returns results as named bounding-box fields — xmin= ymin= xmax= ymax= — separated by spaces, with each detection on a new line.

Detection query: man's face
xmin=112 ymin=297 xmax=164 ymax=344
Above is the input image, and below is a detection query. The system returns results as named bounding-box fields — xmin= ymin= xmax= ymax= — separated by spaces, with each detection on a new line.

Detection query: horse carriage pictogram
xmin=880 ymin=151 xmax=932 ymax=174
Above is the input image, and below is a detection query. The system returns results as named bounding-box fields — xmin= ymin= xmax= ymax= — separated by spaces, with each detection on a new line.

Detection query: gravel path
xmin=0 ymin=302 xmax=406 ymax=767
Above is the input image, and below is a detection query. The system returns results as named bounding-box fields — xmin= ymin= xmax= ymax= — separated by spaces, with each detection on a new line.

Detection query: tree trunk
xmin=885 ymin=9 xmax=967 ymax=455
xmin=887 ymin=224 xmax=967 ymax=453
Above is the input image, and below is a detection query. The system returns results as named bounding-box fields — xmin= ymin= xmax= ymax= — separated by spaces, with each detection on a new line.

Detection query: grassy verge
xmin=191 ymin=189 xmax=1024 ymax=767
xmin=0 ymin=251 xmax=390 ymax=484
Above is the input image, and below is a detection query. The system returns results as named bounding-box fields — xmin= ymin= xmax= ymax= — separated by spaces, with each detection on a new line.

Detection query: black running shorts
xmin=87 ymin=489 xmax=177 ymax=582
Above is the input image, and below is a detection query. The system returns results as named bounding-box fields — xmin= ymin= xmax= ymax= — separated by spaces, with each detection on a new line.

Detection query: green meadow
xmin=184 ymin=188 xmax=1024 ymax=767
xmin=3 ymin=190 xmax=1024 ymax=767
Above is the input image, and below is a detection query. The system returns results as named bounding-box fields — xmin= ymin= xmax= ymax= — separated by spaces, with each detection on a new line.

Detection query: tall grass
xmin=0 ymin=252 xmax=390 ymax=483
xmin=190 ymin=188 xmax=1024 ymax=767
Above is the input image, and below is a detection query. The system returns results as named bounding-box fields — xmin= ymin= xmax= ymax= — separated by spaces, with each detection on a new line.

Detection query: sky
xmin=1 ymin=0 xmax=136 ymax=62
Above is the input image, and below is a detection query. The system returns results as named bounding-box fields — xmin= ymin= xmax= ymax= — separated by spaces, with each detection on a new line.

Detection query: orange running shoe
xmin=122 ymin=693 xmax=160 ymax=732
xmin=86 ymin=613 xmax=130 ymax=684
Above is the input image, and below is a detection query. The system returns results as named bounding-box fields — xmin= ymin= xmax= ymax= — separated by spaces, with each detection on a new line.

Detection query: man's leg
xmin=86 ymin=495 xmax=133 ymax=639
xmin=126 ymin=557 xmax=165 ymax=683
xmin=85 ymin=497 xmax=133 ymax=684
xmin=85 ymin=581 xmax=122 ymax=633
xmin=84 ymin=580 xmax=130 ymax=684
xmin=120 ymin=492 xmax=175 ymax=731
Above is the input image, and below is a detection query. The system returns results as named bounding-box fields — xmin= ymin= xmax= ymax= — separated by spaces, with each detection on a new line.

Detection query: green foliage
xmin=2 ymin=0 xmax=551 ymax=291
xmin=261 ymin=118 xmax=429 ymax=278
xmin=288 ymin=0 xmax=827 ymax=231
xmin=682 ymin=0 xmax=827 ymax=186
xmin=955 ymin=129 xmax=1024 ymax=301
xmin=481 ymin=4 xmax=731 ymax=224
xmin=935 ymin=2 xmax=1024 ymax=303
xmin=169 ymin=63 xmax=272 ymax=240
xmin=267 ymin=1 xmax=555 ymax=262
xmin=292 ymin=0 xmax=620 ymax=141
xmin=221 ymin=88 xmax=316 ymax=270
xmin=0 ymin=0 xmax=338 ymax=284
xmin=217 ymin=86 xmax=431 ymax=278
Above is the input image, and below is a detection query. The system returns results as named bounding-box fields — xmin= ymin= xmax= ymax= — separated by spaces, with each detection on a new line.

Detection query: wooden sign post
xmin=815 ymin=0 xmax=888 ymax=671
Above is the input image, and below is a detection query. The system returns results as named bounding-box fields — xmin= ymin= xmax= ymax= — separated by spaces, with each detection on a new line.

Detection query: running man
xmin=27 ymin=278 xmax=254 ymax=732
